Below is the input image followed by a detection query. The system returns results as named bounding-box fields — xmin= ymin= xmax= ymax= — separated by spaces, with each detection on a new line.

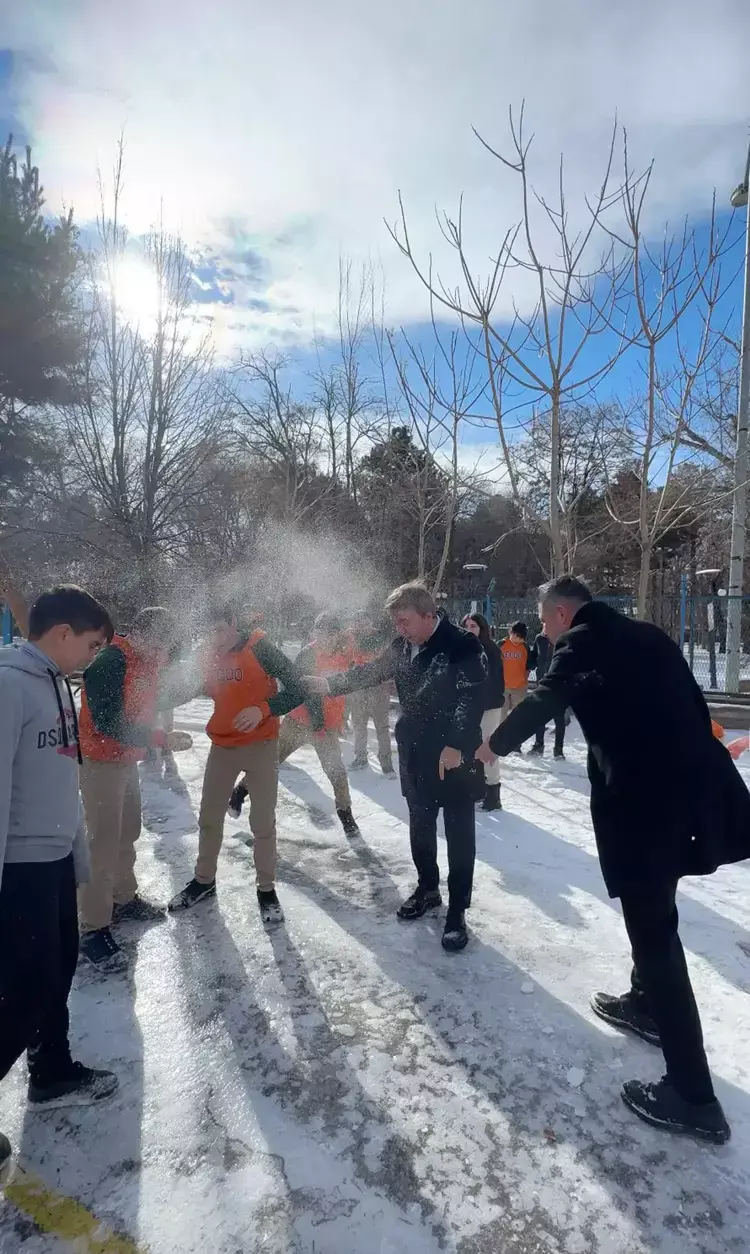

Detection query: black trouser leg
xmin=443 ymin=801 xmax=476 ymax=911
xmin=0 ymin=856 xmax=77 ymax=1086
xmin=407 ymin=800 xmax=440 ymax=893
xmin=620 ymin=879 xmax=714 ymax=1104
xmin=553 ymin=713 xmax=566 ymax=754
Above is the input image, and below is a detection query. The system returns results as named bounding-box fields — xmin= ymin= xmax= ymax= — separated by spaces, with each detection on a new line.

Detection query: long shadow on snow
xmin=165 ymin=853 xmax=447 ymax=1252
xmin=275 ymin=846 xmax=750 ymax=1254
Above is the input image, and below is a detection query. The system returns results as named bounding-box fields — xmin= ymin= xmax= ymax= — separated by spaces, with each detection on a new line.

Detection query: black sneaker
xmin=257 ymin=888 xmax=284 ymax=926
xmin=168 ymin=878 xmax=217 ymax=912
xmin=381 ymin=765 xmax=397 ymax=780
xmin=553 ymin=749 xmax=566 ymax=761
xmin=0 ymin=1132 xmax=11 ymax=1178
xmin=28 ymin=1062 xmax=119 ymax=1109
xmin=482 ymin=783 xmax=502 ymax=812
xmin=528 ymin=743 xmax=544 ymax=757
xmin=397 ymin=887 xmax=442 ymax=920
xmin=337 ymin=808 xmax=361 ymax=837
xmin=112 ymin=895 xmax=166 ymax=924
xmin=227 ymin=785 xmax=248 ymax=820
xmin=350 ymin=754 xmax=368 ymax=771
xmin=621 ymin=1078 xmax=731 ymax=1145
xmin=442 ymin=909 xmax=468 ymax=952
xmin=80 ymin=927 xmax=129 ymax=975
xmin=591 ymin=992 xmax=660 ymax=1046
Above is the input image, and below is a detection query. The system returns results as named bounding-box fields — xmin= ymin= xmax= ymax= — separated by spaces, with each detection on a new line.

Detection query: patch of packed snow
xmin=1 ymin=703 xmax=749 ymax=1253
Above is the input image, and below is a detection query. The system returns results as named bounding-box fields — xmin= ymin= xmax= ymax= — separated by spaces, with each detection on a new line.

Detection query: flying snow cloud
xmin=1 ymin=0 xmax=748 ymax=353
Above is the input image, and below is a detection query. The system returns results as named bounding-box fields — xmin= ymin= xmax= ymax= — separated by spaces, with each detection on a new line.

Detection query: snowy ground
xmin=1 ymin=702 xmax=750 ymax=1254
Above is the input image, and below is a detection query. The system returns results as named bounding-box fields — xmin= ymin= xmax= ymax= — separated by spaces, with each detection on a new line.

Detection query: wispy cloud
xmin=2 ymin=0 xmax=748 ymax=351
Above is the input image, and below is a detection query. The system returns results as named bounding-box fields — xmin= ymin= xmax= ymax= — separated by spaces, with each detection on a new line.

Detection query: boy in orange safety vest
xmin=229 ymin=611 xmax=361 ymax=838
xmin=78 ymin=607 xmax=184 ymax=974
xmin=167 ymin=605 xmax=310 ymax=922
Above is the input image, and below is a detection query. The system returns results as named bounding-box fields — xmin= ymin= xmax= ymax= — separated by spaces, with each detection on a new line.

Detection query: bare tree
xmin=63 ymin=144 xmax=227 ymax=595
xmin=602 ymin=136 xmax=732 ymax=616
xmin=388 ymin=105 xmax=631 ymax=575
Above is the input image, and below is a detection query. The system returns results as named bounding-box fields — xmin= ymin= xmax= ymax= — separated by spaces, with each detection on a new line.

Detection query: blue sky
xmin=1 ymin=1 xmax=748 ymax=471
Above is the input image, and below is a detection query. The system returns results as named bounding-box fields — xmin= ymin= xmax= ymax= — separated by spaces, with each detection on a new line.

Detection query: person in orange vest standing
xmin=77 ymin=607 xmax=186 ymax=974
xmin=230 ymin=611 xmax=362 ymax=838
xmin=499 ymin=622 xmax=536 ymax=719
xmin=168 ymin=604 xmax=310 ymax=922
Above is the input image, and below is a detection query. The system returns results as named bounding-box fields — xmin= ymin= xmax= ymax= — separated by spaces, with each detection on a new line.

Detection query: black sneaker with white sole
xmin=442 ymin=909 xmax=469 ymax=952
xmin=168 ymin=878 xmax=217 ymax=912
xmin=553 ymin=749 xmax=566 ymax=761
xmin=397 ymin=887 xmax=442 ymax=921
xmin=227 ymin=784 xmax=248 ymax=820
xmin=591 ymin=991 xmax=660 ymax=1046
xmin=112 ymin=895 xmax=165 ymax=924
xmin=381 ymin=767 xmax=397 ymax=780
xmin=528 ymin=743 xmax=544 ymax=757
xmin=28 ymin=1062 xmax=119 ymax=1109
xmin=257 ymin=888 xmax=284 ymax=925
xmin=350 ymin=755 xmax=368 ymax=771
xmin=337 ymin=808 xmax=360 ymax=837
xmin=80 ymin=927 xmax=129 ymax=975
xmin=621 ymin=1078 xmax=731 ymax=1145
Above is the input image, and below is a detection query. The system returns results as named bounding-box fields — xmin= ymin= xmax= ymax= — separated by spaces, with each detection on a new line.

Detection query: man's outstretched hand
xmin=475 ymin=741 xmax=498 ymax=766
xmin=304 ymin=675 xmax=330 ymax=695
xmin=438 ymin=746 xmax=463 ymax=780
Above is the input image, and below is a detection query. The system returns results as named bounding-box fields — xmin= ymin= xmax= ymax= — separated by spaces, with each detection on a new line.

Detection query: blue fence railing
xmin=447 ymin=593 xmax=750 ymax=693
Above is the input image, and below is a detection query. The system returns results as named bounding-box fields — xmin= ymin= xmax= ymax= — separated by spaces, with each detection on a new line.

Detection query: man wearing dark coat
xmin=478 ymin=575 xmax=750 ymax=1145
xmin=305 ymin=581 xmax=486 ymax=953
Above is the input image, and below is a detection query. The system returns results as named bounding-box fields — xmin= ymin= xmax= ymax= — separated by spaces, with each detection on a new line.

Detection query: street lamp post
xmin=724 ymin=140 xmax=750 ymax=693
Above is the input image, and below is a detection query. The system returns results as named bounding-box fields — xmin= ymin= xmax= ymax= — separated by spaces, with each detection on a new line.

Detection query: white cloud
xmin=2 ymin=0 xmax=749 ymax=351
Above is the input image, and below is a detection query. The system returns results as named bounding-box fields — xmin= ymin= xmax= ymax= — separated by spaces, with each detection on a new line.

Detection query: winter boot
xmin=397 ymin=887 xmax=442 ymax=921
xmin=528 ymin=742 xmax=544 ymax=757
xmin=112 ymin=895 xmax=165 ymax=924
xmin=591 ymin=992 xmax=660 ymax=1046
xmin=350 ymin=753 xmax=369 ymax=771
xmin=338 ymin=808 xmax=361 ymax=837
xmin=28 ymin=1061 xmax=119 ymax=1109
xmin=257 ymin=888 xmax=284 ymax=925
xmin=227 ymin=784 xmax=248 ymax=820
xmin=621 ymin=1078 xmax=730 ymax=1145
xmin=442 ymin=908 xmax=469 ymax=952
xmin=482 ymin=783 xmax=502 ymax=812
xmin=168 ymin=878 xmax=217 ymax=912
xmin=80 ymin=928 xmax=129 ymax=975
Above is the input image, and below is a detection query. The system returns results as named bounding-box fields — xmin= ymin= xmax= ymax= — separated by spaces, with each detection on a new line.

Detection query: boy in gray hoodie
xmin=0 ymin=585 xmax=120 ymax=1169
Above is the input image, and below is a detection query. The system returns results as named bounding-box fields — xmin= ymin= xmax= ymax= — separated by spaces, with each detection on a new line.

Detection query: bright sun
xmin=111 ymin=256 xmax=162 ymax=332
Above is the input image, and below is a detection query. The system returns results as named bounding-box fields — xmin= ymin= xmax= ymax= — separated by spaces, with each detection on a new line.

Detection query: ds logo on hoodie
xmin=37 ymin=710 xmax=79 ymax=758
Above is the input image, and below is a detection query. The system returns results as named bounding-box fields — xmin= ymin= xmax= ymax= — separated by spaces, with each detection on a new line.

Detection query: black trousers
xmin=534 ymin=713 xmax=566 ymax=753
xmin=0 ymin=855 xmax=78 ymax=1086
xmin=407 ymin=798 xmax=476 ymax=911
xmin=620 ymin=877 xmax=714 ymax=1105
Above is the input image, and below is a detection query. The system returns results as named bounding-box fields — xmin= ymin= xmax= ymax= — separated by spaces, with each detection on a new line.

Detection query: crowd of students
xmin=2 ymin=571 xmax=750 ymax=1178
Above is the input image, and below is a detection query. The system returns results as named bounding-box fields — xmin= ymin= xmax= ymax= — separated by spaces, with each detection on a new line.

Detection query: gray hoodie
xmin=0 ymin=641 xmax=90 ymax=887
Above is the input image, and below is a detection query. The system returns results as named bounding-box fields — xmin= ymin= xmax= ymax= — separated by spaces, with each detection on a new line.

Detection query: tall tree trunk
xmin=548 ymin=388 xmax=564 ymax=575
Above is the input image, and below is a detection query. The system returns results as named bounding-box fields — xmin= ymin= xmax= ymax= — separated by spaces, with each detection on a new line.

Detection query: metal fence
xmin=446 ymin=592 xmax=750 ymax=693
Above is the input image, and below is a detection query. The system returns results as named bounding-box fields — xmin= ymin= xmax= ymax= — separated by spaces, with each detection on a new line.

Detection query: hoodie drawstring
xmin=48 ymin=669 xmax=83 ymax=765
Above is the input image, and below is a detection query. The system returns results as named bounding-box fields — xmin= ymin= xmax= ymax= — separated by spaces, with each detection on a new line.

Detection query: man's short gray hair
xmin=384 ymin=580 xmax=437 ymax=616
xmin=538 ymin=575 xmax=593 ymax=606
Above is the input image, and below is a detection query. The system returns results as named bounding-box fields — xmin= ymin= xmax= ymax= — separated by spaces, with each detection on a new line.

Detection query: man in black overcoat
xmin=306 ymin=582 xmax=486 ymax=953
xmin=478 ymin=575 xmax=750 ymax=1144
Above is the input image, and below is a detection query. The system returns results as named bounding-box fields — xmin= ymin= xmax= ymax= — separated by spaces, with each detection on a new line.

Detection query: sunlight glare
xmin=112 ymin=256 xmax=162 ymax=333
